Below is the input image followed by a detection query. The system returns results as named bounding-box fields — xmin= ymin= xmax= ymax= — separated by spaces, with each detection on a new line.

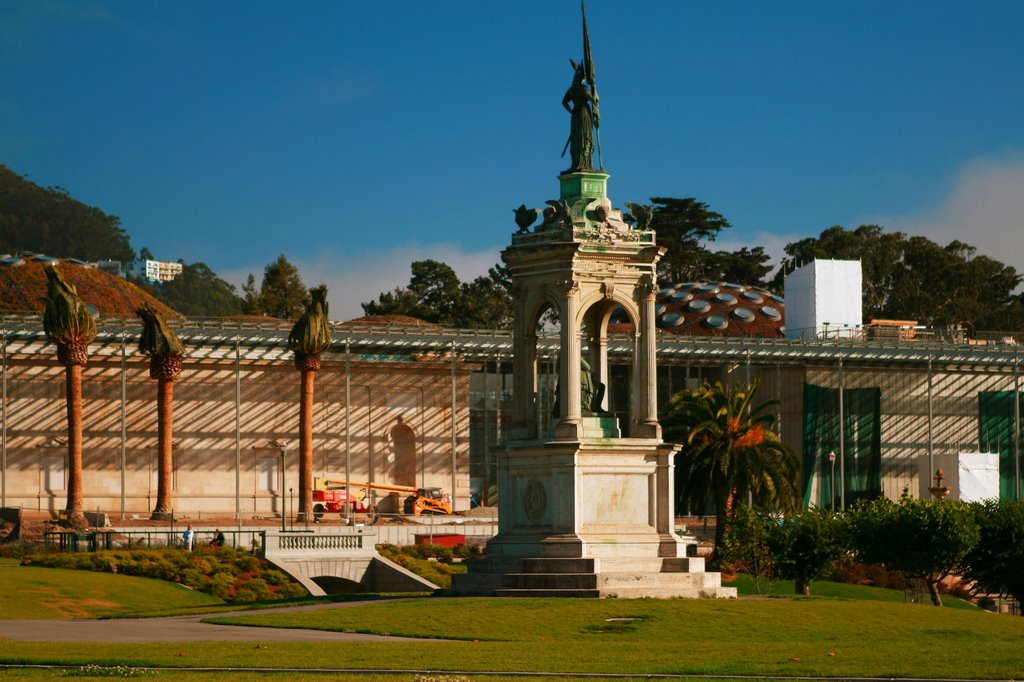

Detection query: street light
xmin=828 ymin=451 xmax=837 ymax=510
xmin=270 ymin=440 xmax=290 ymax=532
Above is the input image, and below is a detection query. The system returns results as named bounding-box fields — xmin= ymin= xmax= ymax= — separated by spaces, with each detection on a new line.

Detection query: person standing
xmin=182 ymin=525 xmax=194 ymax=551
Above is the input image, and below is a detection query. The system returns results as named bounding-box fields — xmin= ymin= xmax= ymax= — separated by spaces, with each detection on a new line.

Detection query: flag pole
xmin=582 ymin=1 xmax=602 ymax=169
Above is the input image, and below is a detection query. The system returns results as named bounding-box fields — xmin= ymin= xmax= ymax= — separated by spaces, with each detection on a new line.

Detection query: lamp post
xmin=271 ymin=440 xmax=290 ymax=532
xmin=828 ymin=451 xmax=837 ymax=510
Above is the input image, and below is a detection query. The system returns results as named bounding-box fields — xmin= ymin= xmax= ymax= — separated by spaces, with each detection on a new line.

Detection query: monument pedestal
xmin=452 ymin=421 xmax=736 ymax=598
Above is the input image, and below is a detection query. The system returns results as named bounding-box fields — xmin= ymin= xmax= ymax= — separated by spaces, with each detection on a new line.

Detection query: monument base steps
xmin=450 ymin=555 xmax=737 ymax=599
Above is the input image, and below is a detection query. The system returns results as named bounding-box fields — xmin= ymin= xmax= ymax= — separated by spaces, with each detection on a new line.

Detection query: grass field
xmin=204 ymin=597 xmax=1024 ymax=678
xmin=0 ymin=558 xmax=220 ymax=618
xmin=1 ymin=557 xmax=1022 ymax=681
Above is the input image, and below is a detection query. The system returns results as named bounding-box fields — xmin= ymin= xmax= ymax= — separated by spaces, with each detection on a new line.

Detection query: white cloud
xmin=223 ymin=243 xmax=503 ymax=322
xmin=866 ymin=152 xmax=1024 ymax=282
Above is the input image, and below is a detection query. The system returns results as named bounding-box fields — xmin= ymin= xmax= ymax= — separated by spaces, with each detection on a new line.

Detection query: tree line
xmin=721 ymin=497 xmax=1024 ymax=611
xmin=364 ymin=198 xmax=1024 ymax=333
xmin=4 ymin=163 xmax=1023 ymax=331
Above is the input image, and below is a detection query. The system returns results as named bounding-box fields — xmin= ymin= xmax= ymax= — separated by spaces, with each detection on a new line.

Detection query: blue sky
xmin=3 ymin=0 xmax=1024 ymax=319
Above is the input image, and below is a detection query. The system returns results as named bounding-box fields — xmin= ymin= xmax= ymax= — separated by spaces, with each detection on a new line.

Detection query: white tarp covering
xmin=917 ymin=452 xmax=1000 ymax=502
xmin=784 ymin=259 xmax=862 ymax=340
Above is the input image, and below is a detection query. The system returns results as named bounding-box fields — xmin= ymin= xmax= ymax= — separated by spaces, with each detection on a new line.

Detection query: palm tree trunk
xmin=298 ymin=368 xmax=315 ymax=521
xmin=64 ymin=363 xmax=85 ymax=526
xmin=713 ymin=488 xmax=736 ymax=560
xmin=151 ymin=378 xmax=174 ymax=520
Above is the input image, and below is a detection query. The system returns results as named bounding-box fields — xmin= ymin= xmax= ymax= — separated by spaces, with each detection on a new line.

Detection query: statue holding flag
xmin=562 ymin=2 xmax=601 ymax=172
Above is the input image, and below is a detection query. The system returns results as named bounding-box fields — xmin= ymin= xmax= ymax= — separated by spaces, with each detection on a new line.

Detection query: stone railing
xmin=261 ymin=529 xmax=374 ymax=555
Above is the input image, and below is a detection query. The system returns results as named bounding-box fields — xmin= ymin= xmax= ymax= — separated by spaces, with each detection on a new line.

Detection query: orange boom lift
xmin=312 ymin=477 xmax=452 ymax=521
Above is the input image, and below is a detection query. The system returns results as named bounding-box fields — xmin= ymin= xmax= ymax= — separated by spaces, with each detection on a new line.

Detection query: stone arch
xmin=576 ymin=290 xmax=639 ymax=416
xmin=576 ymin=287 xmax=640 ymax=330
xmin=389 ymin=417 xmax=417 ymax=487
xmin=311 ymin=575 xmax=363 ymax=594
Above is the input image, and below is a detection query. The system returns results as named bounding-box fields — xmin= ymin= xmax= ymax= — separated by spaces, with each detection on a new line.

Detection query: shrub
xmin=719 ymin=504 xmax=775 ymax=593
xmin=234 ymin=577 xmax=272 ymax=602
xmin=962 ymin=499 xmax=1024 ymax=609
xmin=375 ymin=543 xmax=467 ymax=588
xmin=767 ymin=506 xmax=845 ymax=596
xmin=846 ymin=497 xmax=978 ymax=606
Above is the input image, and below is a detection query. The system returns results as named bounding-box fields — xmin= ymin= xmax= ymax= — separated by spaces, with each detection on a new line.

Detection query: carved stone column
xmin=635 ymin=276 xmax=660 ymax=439
xmin=555 ymin=279 xmax=582 ymax=440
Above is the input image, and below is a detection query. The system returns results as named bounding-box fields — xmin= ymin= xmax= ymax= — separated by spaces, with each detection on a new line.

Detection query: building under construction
xmin=0 ymin=281 xmax=1021 ymax=519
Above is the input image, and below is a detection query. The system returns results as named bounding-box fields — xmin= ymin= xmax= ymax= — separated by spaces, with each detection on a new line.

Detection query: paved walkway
xmin=0 ymin=601 xmax=419 ymax=643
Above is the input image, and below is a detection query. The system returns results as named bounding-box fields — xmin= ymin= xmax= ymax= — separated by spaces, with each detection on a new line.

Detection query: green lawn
xmin=0 ymin=558 xmax=220 ymax=619
xmin=2 ymin=557 xmax=1022 ymax=681
xmin=197 ymin=597 xmax=1024 ymax=679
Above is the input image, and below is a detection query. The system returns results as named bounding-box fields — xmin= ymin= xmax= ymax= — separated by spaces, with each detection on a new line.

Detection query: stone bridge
xmin=260 ymin=529 xmax=437 ymax=596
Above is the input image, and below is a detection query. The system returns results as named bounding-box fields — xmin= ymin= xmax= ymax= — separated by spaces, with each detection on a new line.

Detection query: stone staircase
xmin=451 ymin=555 xmax=736 ymax=599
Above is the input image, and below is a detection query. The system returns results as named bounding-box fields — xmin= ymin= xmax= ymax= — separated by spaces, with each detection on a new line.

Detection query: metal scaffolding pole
xmin=365 ymin=385 xmax=374 ymax=494
xmin=775 ymin=362 xmax=782 ymax=436
xmin=120 ymin=334 xmax=127 ymax=519
xmin=927 ymin=356 xmax=934 ymax=480
xmin=234 ymin=340 xmax=241 ymax=520
xmin=495 ymin=359 xmax=503 ymax=446
xmin=838 ymin=357 xmax=846 ymax=511
xmin=344 ymin=339 xmax=352 ymax=525
xmin=1015 ymin=349 xmax=1021 ymax=499
xmin=450 ymin=343 xmax=458 ymax=512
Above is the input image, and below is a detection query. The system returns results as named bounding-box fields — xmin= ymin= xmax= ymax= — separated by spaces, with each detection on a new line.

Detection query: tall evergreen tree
xmin=242 ymin=255 xmax=307 ymax=319
xmin=646 ymin=197 xmax=731 ymax=284
xmin=362 ymin=260 xmax=513 ymax=328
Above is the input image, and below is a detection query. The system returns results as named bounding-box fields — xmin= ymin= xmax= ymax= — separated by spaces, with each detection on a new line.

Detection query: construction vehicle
xmin=312 ymin=477 xmax=452 ymax=521
xmin=311 ymin=478 xmax=372 ymax=522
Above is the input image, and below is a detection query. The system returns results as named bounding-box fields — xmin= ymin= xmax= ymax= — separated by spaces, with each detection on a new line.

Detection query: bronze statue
xmin=551 ymin=356 xmax=607 ymax=417
xmin=624 ymin=202 xmax=654 ymax=230
xmin=562 ymin=61 xmax=598 ymax=171
xmin=561 ymin=2 xmax=601 ymax=172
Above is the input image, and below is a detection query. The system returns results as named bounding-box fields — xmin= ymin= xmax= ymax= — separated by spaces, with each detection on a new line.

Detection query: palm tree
xmin=42 ymin=266 xmax=97 ymax=527
xmin=136 ymin=305 xmax=185 ymax=521
xmin=287 ymin=285 xmax=331 ymax=521
xmin=664 ymin=378 xmax=800 ymax=558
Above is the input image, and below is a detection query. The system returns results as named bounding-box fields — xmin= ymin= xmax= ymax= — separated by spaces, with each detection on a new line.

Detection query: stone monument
xmin=452 ymin=5 xmax=734 ymax=598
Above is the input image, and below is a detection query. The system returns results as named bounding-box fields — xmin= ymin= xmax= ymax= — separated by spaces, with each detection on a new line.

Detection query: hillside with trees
xmin=135 ymin=261 xmax=243 ymax=318
xmin=0 ymin=164 xmax=134 ymax=263
xmin=0 ymin=163 xmax=249 ymax=318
